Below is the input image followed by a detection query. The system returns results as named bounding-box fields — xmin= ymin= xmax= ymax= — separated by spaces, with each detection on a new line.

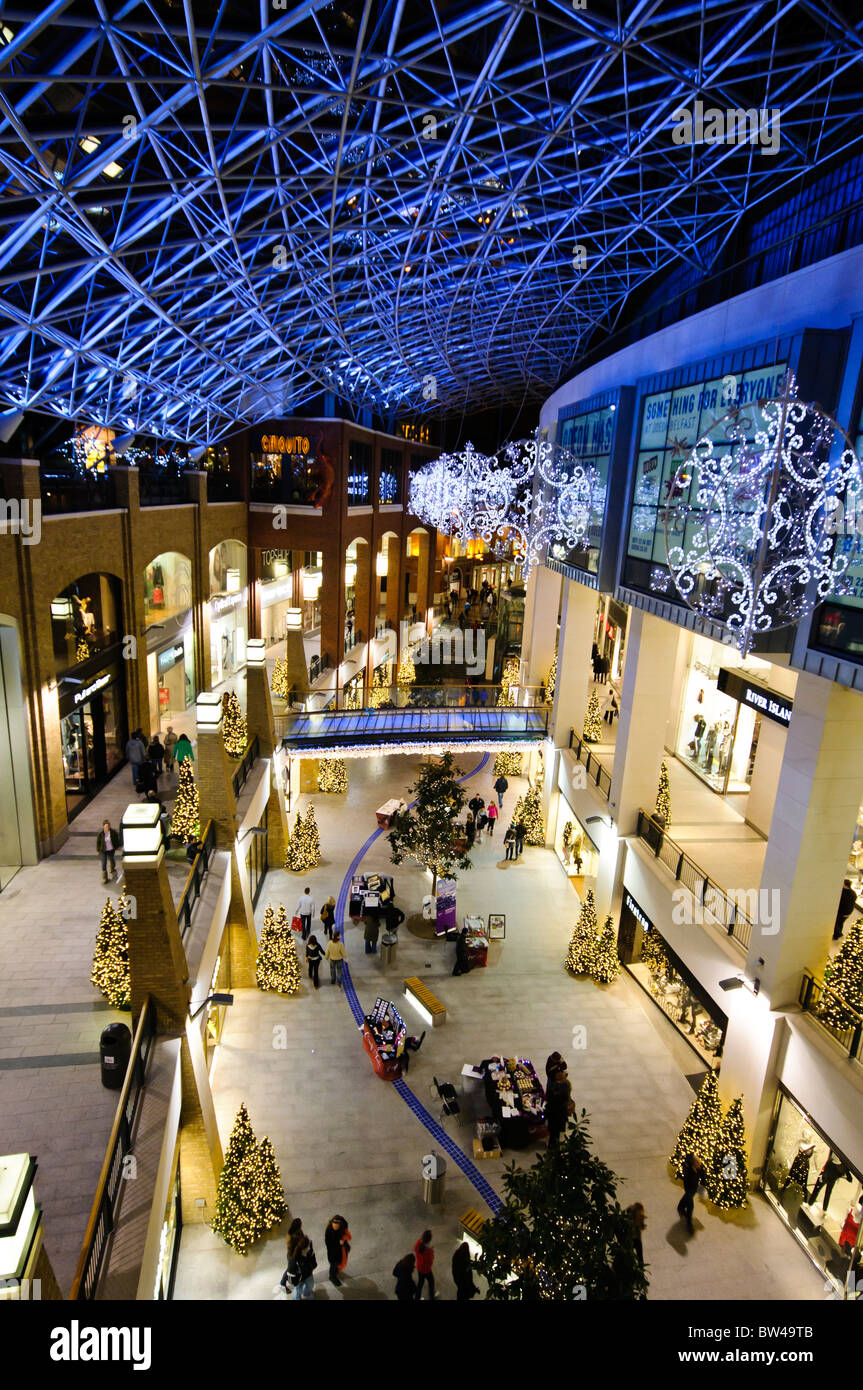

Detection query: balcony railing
xmin=635 ymin=809 xmax=754 ymax=951
xmin=138 ymin=467 xmax=186 ymax=506
xmin=41 ymin=470 xmax=118 ymax=514
xmin=231 ymin=735 xmax=260 ymax=799
xmin=309 ymin=652 xmax=330 ymax=683
xmin=69 ymin=994 xmax=158 ymax=1300
xmin=569 ymin=729 xmax=612 ymax=800
xmin=799 ymin=969 xmax=863 ymax=1063
xmin=176 ymin=818 xmax=216 ymax=940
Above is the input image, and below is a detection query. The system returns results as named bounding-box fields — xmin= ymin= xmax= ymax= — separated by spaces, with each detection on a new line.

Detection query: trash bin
xmin=380 ymin=931 xmax=397 ymax=967
xmin=422 ymin=1150 xmax=447 ymax=1204
xmin=100 ymin=1022 xmax=132 ymax=1090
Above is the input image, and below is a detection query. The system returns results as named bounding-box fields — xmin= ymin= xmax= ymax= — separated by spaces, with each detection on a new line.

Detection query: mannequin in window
xmin=810 ymin=1152 xmax=853 ymax=1211
xmin=688 ymin=713 xmax=706 ymax=758
xmin=840 ymin=1200 xmax=862 ymax=1254
xmin=718 ymin=724 xmax=733 ymax=775
xmin=703 ymin=722 xmax=720 ymax=771
xmin=781 ymin=1140 xmax=816 ymax=1198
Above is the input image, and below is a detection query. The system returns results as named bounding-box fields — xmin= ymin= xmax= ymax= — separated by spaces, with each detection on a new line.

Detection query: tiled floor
xmin=173 ymin=752 xmax=822 ymax=1302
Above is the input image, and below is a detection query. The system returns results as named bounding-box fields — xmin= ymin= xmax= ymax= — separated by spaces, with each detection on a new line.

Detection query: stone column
xmin=750 ymin=671 xmax=863 ymax=1007
xmin=549 ymin=578 xmax=596 ymax=749
xmin=245 ymin=656 xmax=290 ymax=869
xmin=522 ymin=565 xmax=560 ymax=687
xmin=122 ymin=840 xmax=190 ymax=1034
xmin=385 ymin=535 xmax=402 ymax=632
xmin=196 ymin=701 xmax=258 ymax=986
xmin=608 ymin=609 xmax=682 ymax=834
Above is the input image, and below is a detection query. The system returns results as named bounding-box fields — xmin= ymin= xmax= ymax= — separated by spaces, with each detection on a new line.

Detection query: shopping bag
xmin=291 ymin=916 xmax=303 ymax=933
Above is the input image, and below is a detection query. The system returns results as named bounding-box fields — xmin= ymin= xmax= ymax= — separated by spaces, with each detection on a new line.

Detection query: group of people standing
xmin=294 ymin=887 xmax=347 ymax=988
xmin=125 ymin=725 xmax=193 ymax=798
xmin=283 ymin=1215 xmax=351 ymax=1298
xmin=464 ymin=776 xmax=525 ymax=861
xmin=392 ymin=1231 xmax=479 ymax=1301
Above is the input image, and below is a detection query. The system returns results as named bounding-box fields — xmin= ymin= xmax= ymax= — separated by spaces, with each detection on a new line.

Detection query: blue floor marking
xmin=334 ymin=751 xmax=502 ymax=1214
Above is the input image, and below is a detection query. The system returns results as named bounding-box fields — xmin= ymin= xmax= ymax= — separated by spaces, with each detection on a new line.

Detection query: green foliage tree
xmin=387 ymin=751 xmax=471 ymax=894
xmin=474 ymin=1112 xmax=648 ymax=1300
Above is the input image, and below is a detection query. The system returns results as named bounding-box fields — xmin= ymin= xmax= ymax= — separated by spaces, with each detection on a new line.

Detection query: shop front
xmin=259 ymin=548 xmax=295 ymax=648
xmin=208 ymin=541 xmax=248 ymax=687
xmin=244 ymin=806 xmax=269 ymax=909
xmin=58 ymin=662 xmax=127 ymax=819
xmin=763 ymin=1088 xmax=863 ymax=1296
xmin=673 ymin=636 xmax=792 ymax=797
xmin=595 ymin=596 xmax=627 ymax=682
xmin=153 ymin=1151 xmax=181 ymax=1300
xmin=619 ymin=893 xmax=727 ymax=1067
xmin=552 ymin=760 xmax=599 ymax=899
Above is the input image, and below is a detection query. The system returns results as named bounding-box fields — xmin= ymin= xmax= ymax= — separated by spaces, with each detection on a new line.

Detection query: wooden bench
xmin=403 ymin=976 xmax=447 ymax=1027
xmin=460 ymin=1208 xmax=487 ymax=1241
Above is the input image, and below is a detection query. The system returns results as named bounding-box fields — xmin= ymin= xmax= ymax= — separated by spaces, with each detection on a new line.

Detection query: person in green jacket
xmin=174 ymin=733 xmax=194 ymax=764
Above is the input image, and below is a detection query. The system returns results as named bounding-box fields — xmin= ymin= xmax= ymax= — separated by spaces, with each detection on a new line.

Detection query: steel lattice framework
xmin=0 ymin=0 xmax=862 ymax=443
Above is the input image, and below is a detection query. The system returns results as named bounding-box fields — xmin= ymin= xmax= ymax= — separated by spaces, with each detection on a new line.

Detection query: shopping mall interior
xmin=1 ymin=0 xmax=863 ymax=1338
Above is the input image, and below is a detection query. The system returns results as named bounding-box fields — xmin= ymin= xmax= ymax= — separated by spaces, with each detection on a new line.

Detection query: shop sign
xmin=717 ymin=668 xmax=793 ymax=726
xmin=260 ymin=434 xmax=310 ymax=455
xmin=211 ymin=592 xmax=244 ymax=616
xmin=623 ymin=891 xmax=652 ymax=932
xmin=74 ymin=672 xmax=110 ymax=705
xmin=157 ymin=643 xmax=184 ymax=674
xmin=260 ymin=548 xmax=291 ymax=567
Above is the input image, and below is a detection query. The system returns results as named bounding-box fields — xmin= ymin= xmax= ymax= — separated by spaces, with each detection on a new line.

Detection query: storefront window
xmin=623 ymin=909 xmax=727 ymax=1066
xmin=144 ymin=552 xmax=192 ymax=626
xmin=379 ymin=448 xmax=402 ymax=504
xmin=154 ymin=1164 xmax=181 ymax=1300
xmin=259 ymin=548 xmax=295 ymax=647
xmin=343 ymin=672 xmax=364 ymax=709
xmin=245 ymin=807 xmax=269 ymax=909
xmin=59 ymin=663 xmax=128 ymax=819
xmin=347 ymin=439 xmax=371 ymax=504
xmin=209 ymin=541 xmax=248 ymax=686
xmin=763 ymin=1090 xmax=863 ymax=1296
xmin=51 ymin=573 xmax=121 ymax=678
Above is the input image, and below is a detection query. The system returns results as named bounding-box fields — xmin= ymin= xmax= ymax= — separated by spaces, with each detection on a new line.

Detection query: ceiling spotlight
xmin=188 ymin=444 xmax=207 ymax=464
xmin=0 ymin=409 xmax=23 ymax=442
xmin=112 ymin=432 xmax=135 ymax=456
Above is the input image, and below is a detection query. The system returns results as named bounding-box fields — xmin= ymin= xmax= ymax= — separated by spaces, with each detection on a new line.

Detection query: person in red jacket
xmin=413 ymin=1229 xmax=436 ymax=1300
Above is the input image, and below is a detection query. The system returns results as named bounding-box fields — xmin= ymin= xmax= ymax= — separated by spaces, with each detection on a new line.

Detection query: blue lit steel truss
xmin=0 ymin=1 xmax=861 ymax=443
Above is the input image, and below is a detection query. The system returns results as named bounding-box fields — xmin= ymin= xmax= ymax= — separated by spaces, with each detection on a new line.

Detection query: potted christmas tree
xmin=669 ymin=1070 xmax=723 ymax=1178
xmin=654 ymin=760 xmax=672 ymax=828
xmin=221 ymin=691 xmax=249 ymax=758
xmin=566 ymin=890 xmax=598 ymax=976
xmin=589 ymin=914 xmax=621 ymax=985
xmin=256 ymin=904 xmax=302 ymax=994
xmin=211 ymin=1103 xmax=287 ymax=1254
xmin=583 ymin=689 xmax=602 ymax=742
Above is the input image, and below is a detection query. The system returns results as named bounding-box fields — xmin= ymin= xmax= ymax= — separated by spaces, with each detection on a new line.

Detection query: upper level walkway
xmin=277 ymin=701 xmax=549 ymax=754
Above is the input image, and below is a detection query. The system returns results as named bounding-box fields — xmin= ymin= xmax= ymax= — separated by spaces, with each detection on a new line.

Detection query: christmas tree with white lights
xmin=669 ymin=1070 xmax=723 ymax=1178
xmin=285 ymin=807 xmax=321 ymax=872
xmin=512 ymin=783 xmax=545 ymax=845
xmin=368 ymin=665 xmax=390 ymax=709
xmin=211 ymin=1103 xmax=287 ymax=1255
xmin=566 ymin=890 xmax=598 ymax=976
xmin=819 ymin=920 xmax=863 ymax=1032
xmin=170 ymin=757 xmax=199 ymax=842
xmin=221 ymin=691 xmax=248 ymax=758
xmin=497 ymin=657 xmax=520 ymax=708
xmin=318 ymin=758 xmax=348 ymax=794
xmin=589 ymin=914 xmax=620 ymax=985
xmin=271 ymin=657 xmax=288 ymax=700
xmin=493 ymin=750 xmax=523 ymax=778
xmin=705 ymin=1097 xmax=749 ymax=1210
xmin=304 ymin=805 xmax=321 ymax=865
xmin=654 ymin=760 xmax=672 ymax=827
xmin=582 ymin=689 xmax=602 ymax=742
xmin=397 ymin=653 xmax=416 ymax=689
xmin=546 ymin=649 xmax=557 ymax=702
xmin=256 ymin=904 xmax=301 ymax=994
xmin=91 ymin=894 xmax=131 ymax=1009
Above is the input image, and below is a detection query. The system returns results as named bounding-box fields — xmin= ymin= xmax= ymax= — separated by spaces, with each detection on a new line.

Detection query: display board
xmin=556 ymin=402 xmax=615 ymax=573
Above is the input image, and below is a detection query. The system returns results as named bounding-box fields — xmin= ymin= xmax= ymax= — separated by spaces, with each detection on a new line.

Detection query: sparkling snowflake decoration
xmin=409 ymin=434 xmax=600 ymax=580
xmin=661 ymin=373 xmax=863 ymax=653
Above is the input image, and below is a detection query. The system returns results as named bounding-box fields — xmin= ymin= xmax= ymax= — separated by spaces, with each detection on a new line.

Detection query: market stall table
xmin=349 ymin=873 xmax=395 ymax=920
xmin=376 ymin=799 xmax=402 ymax=828
xmin=362 ymin=997 xmax=406 ymax=1081
xmin=463 ymin=915 xmax=489 ymax=968
xmin=481 ymin=1056 xmax=546 ymax=1149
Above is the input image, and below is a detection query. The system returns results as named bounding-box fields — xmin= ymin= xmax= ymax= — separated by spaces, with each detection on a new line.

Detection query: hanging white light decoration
xmin=661 ymin=372 xmax=863 ymax=654
xmin=408 ymin=435 xmax=599 ymax=580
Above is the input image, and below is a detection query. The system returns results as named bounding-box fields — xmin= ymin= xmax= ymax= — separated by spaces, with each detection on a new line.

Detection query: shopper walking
xmin=485 ymin=801 xmax=498 ymax=836
xmin=363 ymin=913 xmax=379 ymax=955
xmin=452 ymin=926 xmax=471 ymax=977
xmin=305 ymin=935 xmax=323 ymax=988
xmin=174 ymin=732 xmax=194 ymax=765
xmin=383 ymin=900 xmax=405 ymax=934
xmin=625 ymin=1202 xmax=647 ymax=1275
xmin=96 ymin=820 xmax=121 ymax=883
xmin=393 ymin=1253 xmax=416 ymax=1301
xmin=163 ymin=726 xmax=178 ymax=773
xmin=324 ymin=1215 xmax=351 ymax=1286
xmin=414 ymin=1230 xmax=436 ymax=1300
xmin=834 ymin=879 xmax=857 ymax=941
xmin=493 ymin=773 xmax=508 ymax=807
xmin=465 ymin=812 xmax=476 ymax=849
xmin=297 ymin=886 xmax=315 ymax=941
xmin=320 ymin=895 xmax=336 ymax=939
xmin=545 ymin=1063 xmax=574 ymax=1147
xmin=504 ymin=825 xmax=516 ymax=860
xmin=677 ymin=1154 xmax=705 ymax=1232
xmin=147 ymin=733 xmax=165 ymax=777
xmin=468 ymin=793 xmax=484 ymax=820
xmin=514 ymin=819 xmax=526 ymax=858
xmin=125 ymin=729 xmax=147 ymax=787
xmin=452 ymin=1242 xmax=479 ymax=1301
xmin=326 ymin=930 xmax=347 ymax=986
xmin=287 ymin=1235 xmax=317 ymax=1299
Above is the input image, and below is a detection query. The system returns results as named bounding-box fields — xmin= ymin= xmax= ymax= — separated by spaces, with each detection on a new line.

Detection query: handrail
xmin=568 ymin=729 xmax=613 ymax=801
xmin=635 ymin=809 xmax=753 ymax=950
xmin=176 ymin=819 xmax=216 ymax=940
xmin=799 ymin=968 xmax=863 ymax=1063
xmin=69 ymin=994 xmax=158 ymax=1300
xmin=230 ymin=735 xmax=260 ymax=799
xmin=276 ymin=703 xmax=548 ymax=747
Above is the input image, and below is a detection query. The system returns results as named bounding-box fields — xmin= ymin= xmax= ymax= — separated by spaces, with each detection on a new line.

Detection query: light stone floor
xmin=173 ymin=752 xmax=822 ymax=1302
